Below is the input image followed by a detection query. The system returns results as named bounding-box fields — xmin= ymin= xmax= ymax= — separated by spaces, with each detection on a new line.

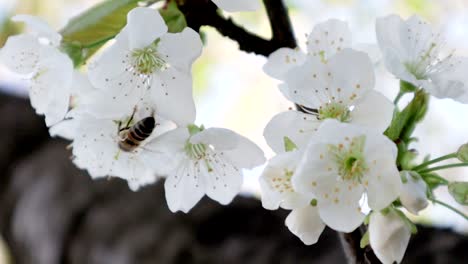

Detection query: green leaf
xmin=283 ymin=136 xmax=297 ymax=152
xmin=448 ymin=181 xmax=468 ymax=205
xmin=160 ymin=1 xmax=187 ymax=33
xmin=360 ymin=231 xmax=370 ymax=248
xmin=59 ymin=0 xmax=144 ymax=66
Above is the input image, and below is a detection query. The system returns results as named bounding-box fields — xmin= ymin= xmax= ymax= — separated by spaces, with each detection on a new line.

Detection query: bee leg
xmin=123 ymin=106 xmax=138 ymax=129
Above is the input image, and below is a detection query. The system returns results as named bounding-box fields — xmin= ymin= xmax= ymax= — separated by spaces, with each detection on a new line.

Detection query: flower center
xmin=131 ymin=44 xmax=166 ymax=75
xmin=329 ymin=135 xmax=368 ymax=183
xmin=319 ymin=102 xmax=350 ymax=122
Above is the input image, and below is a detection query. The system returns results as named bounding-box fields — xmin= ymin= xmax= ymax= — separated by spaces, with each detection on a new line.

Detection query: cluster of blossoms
xmin=1 ymin=1 xmax=467 ymax=263
xmin=0 ymin=5 xmax=266 ymax=212
xmin=260 ymin=17 xmax=468 ymax=263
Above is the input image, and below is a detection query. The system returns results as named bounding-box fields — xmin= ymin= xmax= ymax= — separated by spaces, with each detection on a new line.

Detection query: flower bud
xmin=399 ymin=171 xmax=428 ymax=215
xmin=369 ymin=210 xmax=411 ymax=264
xmin=457 ymin=144 xmax=468 ymax=162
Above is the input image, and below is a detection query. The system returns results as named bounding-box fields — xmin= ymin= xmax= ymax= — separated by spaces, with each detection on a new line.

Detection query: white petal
xmin=306 ymin=19 xmax=352 ymax=60
xmin=0 ymin=34 xmax=41 ymax=74
xmin=263 ymin=47 xmax=306 ymax=80
xmin=364 ymin=135 xmax=400 ymax=211
xmin=352 ymin=43 xmax=382 ymax=65
xmin=118 ymin=158 xmax=157 ymax=191
xmin=211 ymin=0 xmax=261 ymax=12
xmin=30 ymin=46 xmax=73 ymax=126
xmin=158 ymin=27 xmax=203 ymax=73
xmin=263 ymin=110 xmax=320 ymax=153
xmin=203 ymin=151 xmax=243 ymax=205
xmin=399 ymin=15 xmax=434 ymax=59
xmin=49 ymin=119 xmax=77 ymax=140
xmin=84 ymin=89 xmax=140 ymax=119
xmin=87 ymin=40 xmax=149 ymax=97
xmin=400 ymin=171 xmax=428 ymax=215
xmin=327 ymin=48 xmax=375 ymax=105
xmin=151 ymin=68 xmax=196 ymax=126
xmin=285 ymin=206 xmax=326 ymax=245
xmin=292 ymin=141 xmax=365 ymax=232
xmin=351 ymin=90 xmax=394 ymax=133
xmin=126 ymin=7 xmax=167 ymax=49
xmin=259 ymin=151 xmax=309 ymax=210
xmin=12 ymin=14 xmax=61 ymax=46
xmin=376 ymin=15 xmax=405 ymax=59
xmin=428 ymin=57 xmax=468 ymax=103
xmin=72 ymin=116 xmax=118 ymax=178
xmin=127 ymin=166 xmax=157 ymax=191
xmin=70 ymin=71 xmax=96 ymax=106
xmin=191 ymin=127 xmax=265 ymax=169
xmin=190 ymin=127 xmax=239 ymax=150
xmin=164 ymin=157 xmax=206 ymax=213
xmin=284 ymin=56 xmax=330 ymax=108
xmin=380 ymin=46 xmax=417 ymax=84
xmin=369 ymin=210 xmax=411 ymax=264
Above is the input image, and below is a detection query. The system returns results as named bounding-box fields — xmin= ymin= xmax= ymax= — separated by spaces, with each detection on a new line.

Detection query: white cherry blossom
xmin=399 ymin=171 xmax=428 ymax=215
xmin=88 ymin=7 xmax=202 ymax=126
xmin=369 ymin=210 xmax=411 ymax=264
xmin=211 ymin=0 xmax=261 ymax=12
xmin=149 ymin=125 xmax=265 ymax=213
xmin=0 ymin=15 xmax=73 ymax=126
xmin=292 ymin=120 xmax=401 ymax=232
xmin=49 ymin=71 xmax=96 ymax=140
xmin=264 ymin=19 xmax=351 ymax=82
xmin=259 ymin=150 xmax=325 ymax=245
xmin=264 ymin=49 xmax=394 ymax=153
xmin=377 ymin=15 xmax=468 ymax=103
xmin=70 ymin=92 xmax=176 ymax=191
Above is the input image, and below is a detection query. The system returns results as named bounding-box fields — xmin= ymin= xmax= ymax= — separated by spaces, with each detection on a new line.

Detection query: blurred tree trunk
xmin=0 ymin=91 xmax=466 ymax=264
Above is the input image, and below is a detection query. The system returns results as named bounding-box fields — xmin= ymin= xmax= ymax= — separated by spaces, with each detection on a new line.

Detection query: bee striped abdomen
xmin=118 ymin=117 xmax=156 ymax=152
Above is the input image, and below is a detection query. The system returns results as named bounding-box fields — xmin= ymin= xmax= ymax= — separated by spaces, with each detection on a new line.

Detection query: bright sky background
xmin=0 ymin=0 xmax=467 ymax=236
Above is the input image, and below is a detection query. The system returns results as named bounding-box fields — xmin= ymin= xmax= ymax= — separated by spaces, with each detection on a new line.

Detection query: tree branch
xmin=263 ymin=0 xmax=296 ymax=48
xmin=177 ymin=0 xmax=296 ymax=56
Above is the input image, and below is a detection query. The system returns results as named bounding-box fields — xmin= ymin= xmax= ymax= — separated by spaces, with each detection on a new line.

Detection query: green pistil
xmin=185 ymin=141 xmax=207 ymax=160
xmin=329 ymin=135 xmax=368 ymax=183
xmin=32 ymin=68 xmax=48 ymax=80
xmin=318 ymin=102 xmax=350 ymax=122
xmin=131 ymin=44 xmax=166 ymax=74
xmin=318 ymin=50 xmax=326 ymax=63
xmin=404 ymin=42 xmax=437 ymax=80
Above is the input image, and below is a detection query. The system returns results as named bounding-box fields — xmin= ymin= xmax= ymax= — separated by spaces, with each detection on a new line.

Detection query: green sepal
xmin=187 ymin=124 xmax=204 ymax=136
xmin=394 ymin=209 xmax=418 ymax=234
xmin=360 ymin=231 xmax=370 ymax=249
xmin=421 ymin=172 xmax=448 ymax=190
xmin=385 ymin=89 xmax=429 ymax=142
xmin=284 ymin=136 xmax=298 ymax=152
xmin=400 ymin=80 xmax=417 ymax=93
xmin=448 ymin=181 xmax=468 ymax=205
xmin=457 ymin=144 xmax=468 ymax=162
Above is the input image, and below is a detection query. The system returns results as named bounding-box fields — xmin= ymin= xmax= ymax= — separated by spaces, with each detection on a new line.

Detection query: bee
xmin=117 ymin=109 xmax=157 ymax=152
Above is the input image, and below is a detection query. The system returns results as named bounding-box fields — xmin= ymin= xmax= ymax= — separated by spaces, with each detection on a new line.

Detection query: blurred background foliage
xmin=1 ymin=0 xmax=468 ymax=262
